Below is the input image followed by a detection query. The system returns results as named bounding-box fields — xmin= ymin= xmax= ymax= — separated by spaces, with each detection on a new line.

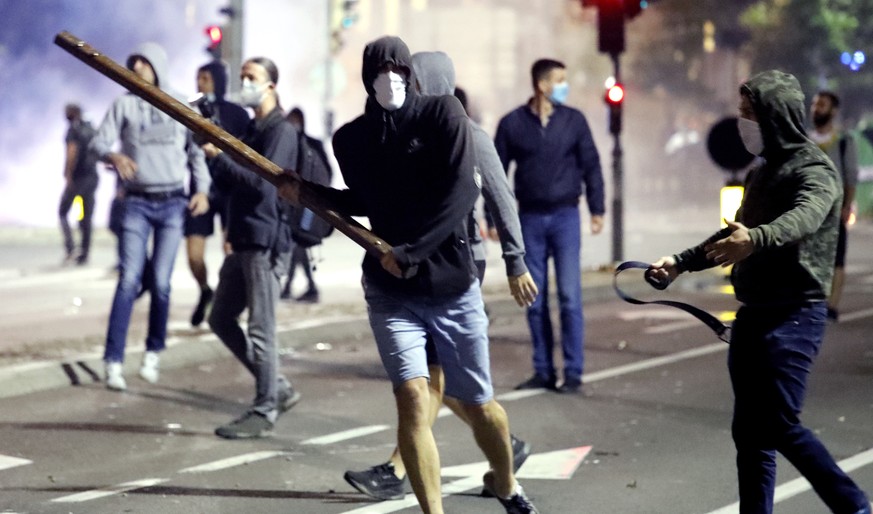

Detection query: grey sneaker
xmin=483 ymin=470 xmax=539 ymax=514
xmin=215 ymin=412 xmax=273 ymax=439
xmin=278 ymin=386 xmax=302 ymax=415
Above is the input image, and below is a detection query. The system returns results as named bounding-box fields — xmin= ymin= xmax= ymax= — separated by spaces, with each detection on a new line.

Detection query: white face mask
xmin=240 ymin=78 xmax=269 ymax=108
xmin=737 ymin=117 xmax=764 ymax=155
xmin=373 ymin=71 xmax=407 ymax=111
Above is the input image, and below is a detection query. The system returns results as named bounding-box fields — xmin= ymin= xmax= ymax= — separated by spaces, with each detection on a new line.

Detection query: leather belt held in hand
xmin=613 ymin=261 xmax=731 ymax=343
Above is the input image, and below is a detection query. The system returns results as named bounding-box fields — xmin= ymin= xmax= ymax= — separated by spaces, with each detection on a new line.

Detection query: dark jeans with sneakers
xmin=729 ymin=302 xmax=869 ymax=514
xmin=209 ymin=249 xmax=292 ymax=422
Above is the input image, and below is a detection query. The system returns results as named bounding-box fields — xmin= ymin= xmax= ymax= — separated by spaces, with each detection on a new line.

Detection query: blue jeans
xmin=209 ymin=249 xmax=291 ymax=422
xmin=364 ymin=279 xmax=493 ymax=405
xmin=729 ymin=302 xmax=868 ymax=514
xmin=104 ymin=196 xmax=187 ymax=363
xmin=519 ymin=205 xmax=584 ymax=381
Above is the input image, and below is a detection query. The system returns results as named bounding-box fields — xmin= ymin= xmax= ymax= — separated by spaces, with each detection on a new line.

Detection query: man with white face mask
xmin=201 ymin=57 xmax=301 ymax=439
xmin=279 ymin=36 xmax=537 ymax=514
xmin=649 ymin=70 xmax=869 ymax=514
xmin=494 ymin=58 xmax=605 ymax=395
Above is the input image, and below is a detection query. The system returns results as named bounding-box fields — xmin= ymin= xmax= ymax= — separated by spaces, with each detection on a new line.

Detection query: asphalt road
xmin=1 ymin=265 xmax=872 ymax=513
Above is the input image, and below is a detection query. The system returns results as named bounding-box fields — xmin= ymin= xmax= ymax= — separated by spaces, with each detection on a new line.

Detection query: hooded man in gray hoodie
xmin=91 ymin=42 xmax=210 ymax=391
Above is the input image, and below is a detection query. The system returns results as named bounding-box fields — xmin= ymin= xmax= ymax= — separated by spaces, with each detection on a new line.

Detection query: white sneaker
xmin=139 ymin=351 xmax=160 ymax=384
xmin=105 ymin=362 xmax=127 ymax=391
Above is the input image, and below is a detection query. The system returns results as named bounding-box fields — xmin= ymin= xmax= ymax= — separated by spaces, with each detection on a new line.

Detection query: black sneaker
xmin=295 ymin=288 xmax=320 ymax=304
xmin=190 ymin=287 xmax=214 ymax=327
xmin=215 ymin=411 xmax=273 ymax=439
xmin=277 ymin=386 xmax=302 ymax=415
xmin=483 ymin=470 xmax=539 ymax=514
xmin=482 ymin=434 xmax=532 ymax=497
xmin=343 ymin=462 xmax=406 ymax=501
xmin=514 ymin=374 xmax=557 ymax=391
xmin=558 ymin=377 xmax=582 ymax=394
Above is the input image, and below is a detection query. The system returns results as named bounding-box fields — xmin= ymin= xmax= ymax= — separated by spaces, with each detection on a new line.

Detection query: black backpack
xmin=289 ymin=132 xmax=335 ymax=247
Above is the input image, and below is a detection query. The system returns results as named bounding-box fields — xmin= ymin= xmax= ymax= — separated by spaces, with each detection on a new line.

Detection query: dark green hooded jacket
xmin=675 ymin=70 xmax=842 ymax=306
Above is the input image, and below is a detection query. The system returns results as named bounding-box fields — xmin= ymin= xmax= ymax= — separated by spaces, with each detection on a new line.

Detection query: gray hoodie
xmin=91 ymin=42 xmax=210 ymax=194
xmin=411 ymin=51 xmax=527 ymax=277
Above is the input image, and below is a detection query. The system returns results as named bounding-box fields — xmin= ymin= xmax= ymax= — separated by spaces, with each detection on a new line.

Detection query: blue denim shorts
xmin=364 ymin=279 xmax=493 ymax=405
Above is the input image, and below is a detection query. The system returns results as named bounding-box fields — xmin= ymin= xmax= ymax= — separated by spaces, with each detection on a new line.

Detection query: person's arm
xmin=391 ymin=100 xmax=481 ymax=269
xmin=63 ymin=140 xmax=78 ymax=183
xmin=89 ymin=99 xmax=137 ymax=180
xmin=210 ymin=121 xmax=298 ymax=190
xmin=575 ymin=114 xmax=606 ymax=231
xmin=475 ymin=128 xmax=526 ymax=277
xmin=841 ymin=133 xmax=859 ymax=222
xmin=747 ymin=164 xmax=840 ymax=251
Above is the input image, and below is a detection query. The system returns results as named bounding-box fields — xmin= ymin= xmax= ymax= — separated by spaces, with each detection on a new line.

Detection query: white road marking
xmin=619 ymin=309 xmax=693 ymax=321
xmin=441 ymin=446 xmax=592 ymax=480
xmin=0 ymin=455 xmax=33 ymax=469
xmin=301 ymin=425 xmax=390 ymax=445
xmin=583 ymin=342 xmax=727 ymax=384
xmin=51 ymin=478 xmax=168 ymax=503
xmin=644 ymin=319 xmax=703 ymax=334
xmin=705 ymin=447 xmax=873 ymax=514
xmin=0 ymin=454 xmax=32 ymax=471
xmin=178 ymin=451 xmax=289 ymax=474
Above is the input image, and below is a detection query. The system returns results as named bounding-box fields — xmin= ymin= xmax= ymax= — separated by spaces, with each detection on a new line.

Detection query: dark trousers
xmin=58 ymin=174 xmax=98 ymax=258
xmin=728 ymin=302 xmax=868 ymax=514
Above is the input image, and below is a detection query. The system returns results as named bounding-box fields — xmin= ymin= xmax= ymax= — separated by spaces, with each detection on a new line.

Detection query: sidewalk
xmin=0 ymin=225 xmax=726 ymax=400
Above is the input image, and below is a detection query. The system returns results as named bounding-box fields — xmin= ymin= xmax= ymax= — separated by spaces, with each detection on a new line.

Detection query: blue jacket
xmin=494 ymin=104 xmax=605 ymax=214
xmin=211 ymin=107 xmax=297 ymax=252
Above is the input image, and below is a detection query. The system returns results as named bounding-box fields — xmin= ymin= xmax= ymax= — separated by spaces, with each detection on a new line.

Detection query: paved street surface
xmin=0 ymin=221 xmax=872 ymax=513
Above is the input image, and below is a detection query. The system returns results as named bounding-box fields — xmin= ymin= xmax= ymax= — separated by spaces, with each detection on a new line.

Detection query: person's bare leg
xmin=186 ymin=236 xmax=208 ymax=288
xmin=461 ymin=399 xmax=516 ymax=498
xmin=389 ymin=365 xmax=444 ymax=479
xmin=395 ymin=377 xmax=443 ymax=514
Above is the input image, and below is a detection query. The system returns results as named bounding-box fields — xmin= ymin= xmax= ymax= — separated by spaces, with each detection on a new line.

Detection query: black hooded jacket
xmin=199 ymin=61 xmax=250 ymax=139
xmin=317 ymin=36 xmax=481 ymax=297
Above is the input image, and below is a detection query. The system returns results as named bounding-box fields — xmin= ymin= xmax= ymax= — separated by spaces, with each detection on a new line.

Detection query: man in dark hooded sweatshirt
xmin=280 ymin=36 xmax=537 ymax=514
xmin=649 ymin=70 xmax=870 ymax=514
xmin=186 ymin=60 xmax=250 ymax=327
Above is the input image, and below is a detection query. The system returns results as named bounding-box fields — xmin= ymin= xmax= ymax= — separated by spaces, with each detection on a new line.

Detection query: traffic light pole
xmin=610 ymin=51 xmax=624 ymax=263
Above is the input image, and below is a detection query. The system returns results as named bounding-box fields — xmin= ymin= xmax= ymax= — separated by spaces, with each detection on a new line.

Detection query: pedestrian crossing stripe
xmin=0 ymin=454 xmax=32 ymax=471
xmin=440 ymin=445 xmax=592 ymax=480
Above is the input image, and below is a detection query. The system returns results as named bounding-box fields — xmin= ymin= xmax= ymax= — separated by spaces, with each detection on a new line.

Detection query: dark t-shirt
xmin=65 ymin=121 xmax=98 ymax=180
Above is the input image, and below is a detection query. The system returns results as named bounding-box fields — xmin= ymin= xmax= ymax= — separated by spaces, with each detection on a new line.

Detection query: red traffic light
xmin=205 ymin=25 xmax=223 ymax=45
xmin=605 ymin=83 xmax=625 ymax=105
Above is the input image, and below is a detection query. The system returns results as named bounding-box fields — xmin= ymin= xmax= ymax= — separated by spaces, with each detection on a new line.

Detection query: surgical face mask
xmin=240 ymin=78 xmax=269 ymax=108
xmin=737 ymin=117 xmax=764 ymax=155
xmin=373 ymin=71 xmax=407 ymax=111
xmin=549 ymin=81 xmax=569 ymax=105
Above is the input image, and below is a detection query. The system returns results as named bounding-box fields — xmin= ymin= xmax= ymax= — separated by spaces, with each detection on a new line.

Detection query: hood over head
xmin=127 ymin=42 xmax=169 ymax=90
xmin=199 ymin=60 xmax=229 ymax=100
xmin=411 ymin=51 xmax=455 ymax=97
xmin=740 ymin=70 xmax=808 ymax=159
xmin=361 ymin=36 xmax=415 ymax=97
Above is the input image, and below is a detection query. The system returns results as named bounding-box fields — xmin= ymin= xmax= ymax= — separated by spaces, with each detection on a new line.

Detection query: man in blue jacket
xmin=203 ymin=57 xmax=300 ymax=439
xmin=280 ymin=36 xmax=537 ymax=514
xmin=494 ymin=58 xmax=605 ymax=394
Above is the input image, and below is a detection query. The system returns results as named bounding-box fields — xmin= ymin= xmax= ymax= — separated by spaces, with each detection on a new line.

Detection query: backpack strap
xmin=614 ymin=261 xmax=731 ymax=343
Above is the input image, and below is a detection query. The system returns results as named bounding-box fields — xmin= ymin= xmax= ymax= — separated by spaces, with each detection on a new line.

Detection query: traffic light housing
xmin=597 ymin=0 xmax=625 ymax=54
xmin=605 ymin=82 xmax=625 ymax=134
xmin=205 ymin=25 xmax=223 ymax=59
